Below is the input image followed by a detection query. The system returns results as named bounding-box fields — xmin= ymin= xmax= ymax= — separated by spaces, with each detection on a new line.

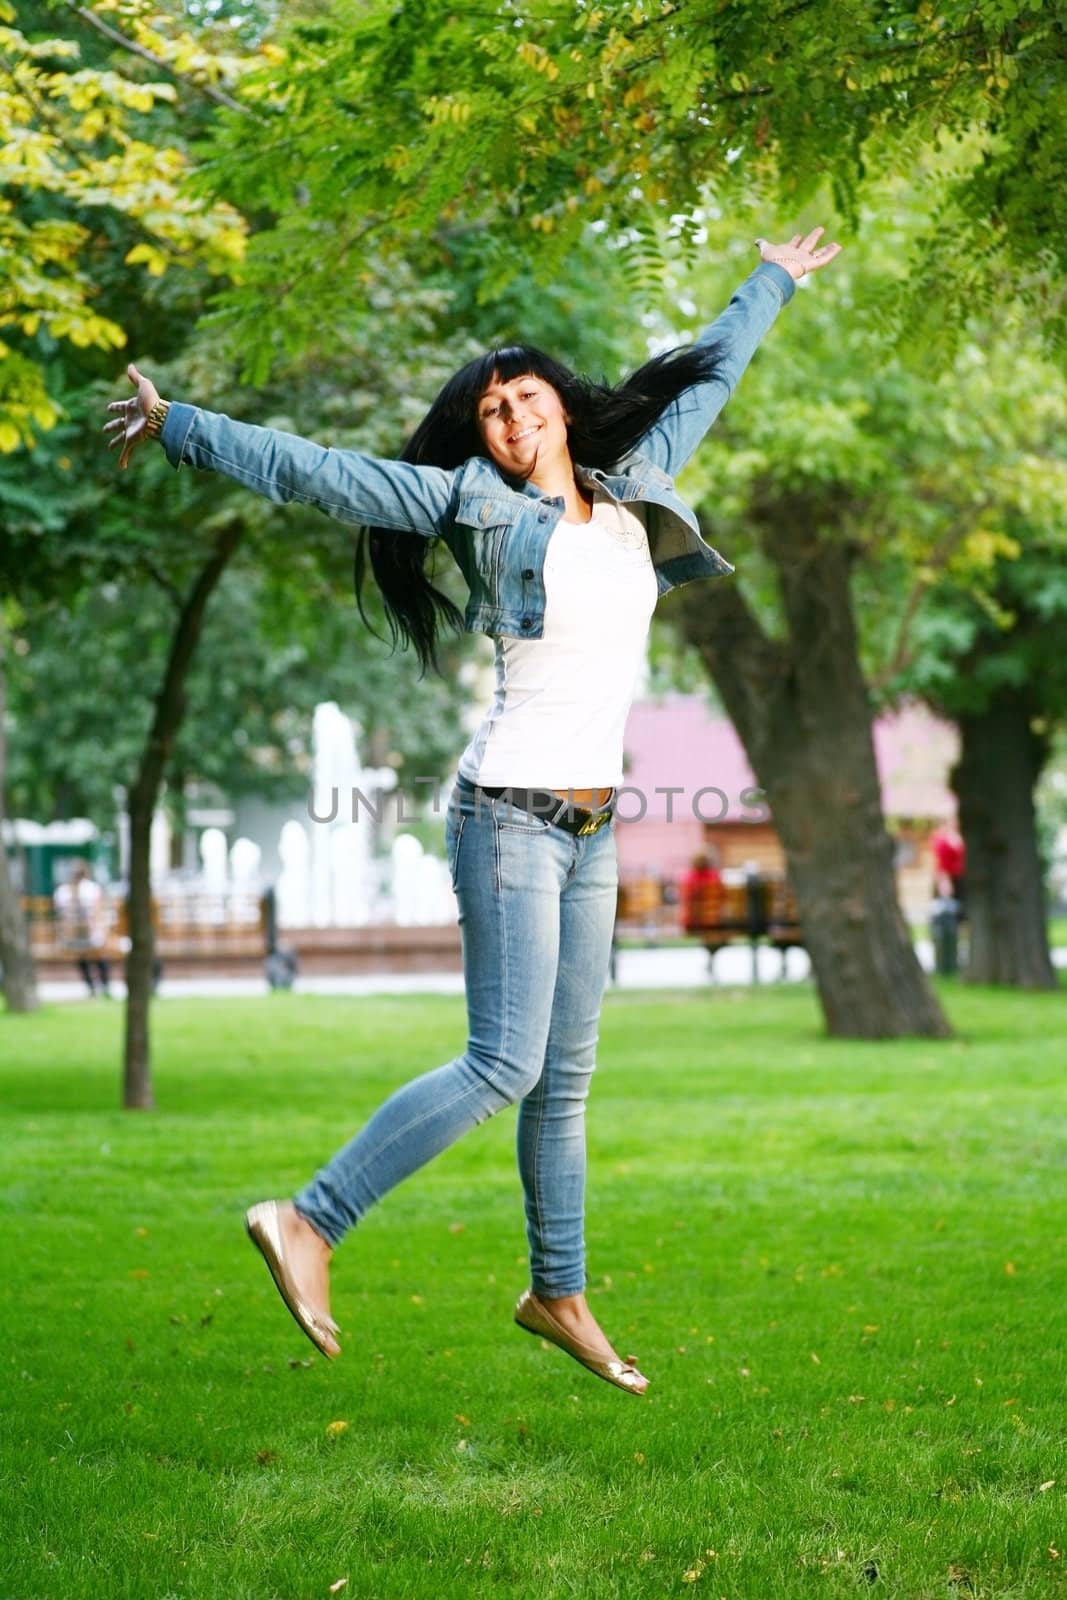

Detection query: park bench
xmin=23 ymin=891 xmax=270 ymax=981
xmin=615 ymin=873 xmax=805 ymax=981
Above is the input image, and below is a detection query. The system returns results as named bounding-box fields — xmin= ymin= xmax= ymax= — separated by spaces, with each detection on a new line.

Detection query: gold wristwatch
xmin=144 ymin=399 xmax=171 ymax=439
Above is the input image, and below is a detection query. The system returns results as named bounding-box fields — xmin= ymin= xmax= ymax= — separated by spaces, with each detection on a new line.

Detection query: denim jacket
xmin=161 ymin=261 xmax=795 ymax=640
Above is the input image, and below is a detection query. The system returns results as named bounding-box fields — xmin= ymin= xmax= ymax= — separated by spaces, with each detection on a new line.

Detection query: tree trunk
xmin=671 ymin=509 xmax=951 ymax=1039
xmin=123 ymin=526 xmax=243 ymax=1109
xmin=953 ymin=696 xmax=1056 ymax=988
xmin=0 ymin=634 xmax=39 ymax=1013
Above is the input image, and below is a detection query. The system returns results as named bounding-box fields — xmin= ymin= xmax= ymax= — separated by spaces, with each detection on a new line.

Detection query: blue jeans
xmin=292 ymin=772 xmax=619 ymax=1298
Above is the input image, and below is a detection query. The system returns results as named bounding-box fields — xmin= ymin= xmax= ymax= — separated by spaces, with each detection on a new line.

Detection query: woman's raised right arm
xmin=104 ymin=364 xmax=453 ymax=539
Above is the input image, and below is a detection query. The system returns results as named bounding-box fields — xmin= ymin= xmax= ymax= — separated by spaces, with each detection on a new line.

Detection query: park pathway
xmin=35 ymin=939 xmax=1064 ymax=1003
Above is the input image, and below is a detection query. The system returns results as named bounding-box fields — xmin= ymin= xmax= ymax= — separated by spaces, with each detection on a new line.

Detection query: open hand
xmin=755 ymin=226 xmax=842 ymax=281
xmin=103 ymin=362 xmax=160 ymax=469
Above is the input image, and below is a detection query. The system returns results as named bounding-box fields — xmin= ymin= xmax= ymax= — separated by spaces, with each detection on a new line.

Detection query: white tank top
xmin=458 ymin=492 xmax=658 ymax=788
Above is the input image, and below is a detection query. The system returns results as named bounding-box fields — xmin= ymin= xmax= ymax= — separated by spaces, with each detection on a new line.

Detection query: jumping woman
xmin=105 ymin=227 xmax=841 ymax=1394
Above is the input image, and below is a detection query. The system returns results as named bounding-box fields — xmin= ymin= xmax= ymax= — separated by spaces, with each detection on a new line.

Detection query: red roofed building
xmin=617 ymin=695 xmax=958 ymax=923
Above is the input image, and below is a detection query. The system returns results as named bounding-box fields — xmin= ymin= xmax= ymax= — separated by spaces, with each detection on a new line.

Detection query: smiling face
xmin=475 ymin=372 xmax=572 ymax=478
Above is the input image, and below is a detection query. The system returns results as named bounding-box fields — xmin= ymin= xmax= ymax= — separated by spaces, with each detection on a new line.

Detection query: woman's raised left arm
xmin=633 ymin=226 xmax=842 ymax=479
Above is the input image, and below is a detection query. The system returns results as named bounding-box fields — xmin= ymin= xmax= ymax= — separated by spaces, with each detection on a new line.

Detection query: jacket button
xmin=520 ymin=618 xmax=532 ymax=630
xmin=522 ymin=568 xmax=534 ymax=579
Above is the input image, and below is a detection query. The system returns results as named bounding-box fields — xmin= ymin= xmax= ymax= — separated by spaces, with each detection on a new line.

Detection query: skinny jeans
xmin=292 ymin=772 xmax=618 ymax=1298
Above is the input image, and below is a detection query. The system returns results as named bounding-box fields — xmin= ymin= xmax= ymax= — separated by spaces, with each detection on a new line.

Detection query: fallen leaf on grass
xmin=325 ymin=1420 xmax=348 ymax=1437
xmin=328 ymin=1581 xmax=348 ymax=1594
xmin=1039 ymin=1480 xmax=1056 ymax=1492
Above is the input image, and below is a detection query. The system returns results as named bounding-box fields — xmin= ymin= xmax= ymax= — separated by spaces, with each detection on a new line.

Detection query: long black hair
xmin=354 ymin=334 xmax=728 ymax=677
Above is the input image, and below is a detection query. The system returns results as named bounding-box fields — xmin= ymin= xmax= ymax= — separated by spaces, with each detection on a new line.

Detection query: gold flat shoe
xmin=245 ymin=1200 xmax=339 ymax=1360
xmin=514 ymin=1289 xmax=649 ymax=1395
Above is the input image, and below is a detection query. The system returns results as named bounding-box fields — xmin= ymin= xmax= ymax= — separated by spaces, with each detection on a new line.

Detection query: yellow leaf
xmin=124 ymin=242 xmax=168 ymax=276
xmin=325 ymin=1419 xmax=348 ymax=1436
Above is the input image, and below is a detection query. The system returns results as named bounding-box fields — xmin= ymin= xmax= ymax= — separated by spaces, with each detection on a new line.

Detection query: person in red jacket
xmin=930 ymin=820 xmax=966 ymax=906
xmin=680 ymin=849 xmax=722 ymax=933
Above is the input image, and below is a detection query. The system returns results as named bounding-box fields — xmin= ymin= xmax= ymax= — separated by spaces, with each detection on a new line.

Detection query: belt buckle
xmin=577 ymin=808 xmax=610 ymax=836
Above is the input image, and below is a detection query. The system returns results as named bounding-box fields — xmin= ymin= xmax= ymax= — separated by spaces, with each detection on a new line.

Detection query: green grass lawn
xmin=2 ymin=984 xmax=1065 ymax=1600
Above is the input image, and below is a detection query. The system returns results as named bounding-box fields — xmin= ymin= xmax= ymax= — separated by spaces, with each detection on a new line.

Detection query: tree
xmin=1 ymin=0 xmax=251 ymax=1086
xmin=861 ymin=311 xmax=1067 ymax=987
xmin=0 ymin=0 xmax=250 ymax=447
xmin=201 ymin=0 xmax=1067 ymax=378
xmin=0 ymin=610 xmax=38 ymax=1011
xmin=886 ymin=560 xmax=1067 ymax=989
xmin=2 ymin=5 xmax=481 ymax=1094
xmin=657 ymin=198 xmax=1067 ymax=1028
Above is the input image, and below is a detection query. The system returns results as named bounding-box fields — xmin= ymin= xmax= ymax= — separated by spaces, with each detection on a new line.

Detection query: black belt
xmin=477 ymin=785 xmax=615 ymax=837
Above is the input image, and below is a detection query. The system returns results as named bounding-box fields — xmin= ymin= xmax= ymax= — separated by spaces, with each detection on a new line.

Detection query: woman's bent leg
xmin=293 ymin=784 xmax=569 ymax=1248
xmin=516 ymin=821 xmax=618 ymax=1298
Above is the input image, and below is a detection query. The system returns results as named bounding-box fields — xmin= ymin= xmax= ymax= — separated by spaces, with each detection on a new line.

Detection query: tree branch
xmin=143 ymin=559 xmax=183 ymax=608
xmin=870 ymin=500 xmax=996 ymax=690
xmin=64 ymin=3 xmax=253 ymax=117
xmin=0 ymin=53 xmax=85 ymax=166
xmin=665 ymin=524 xmax=792 ymax=767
